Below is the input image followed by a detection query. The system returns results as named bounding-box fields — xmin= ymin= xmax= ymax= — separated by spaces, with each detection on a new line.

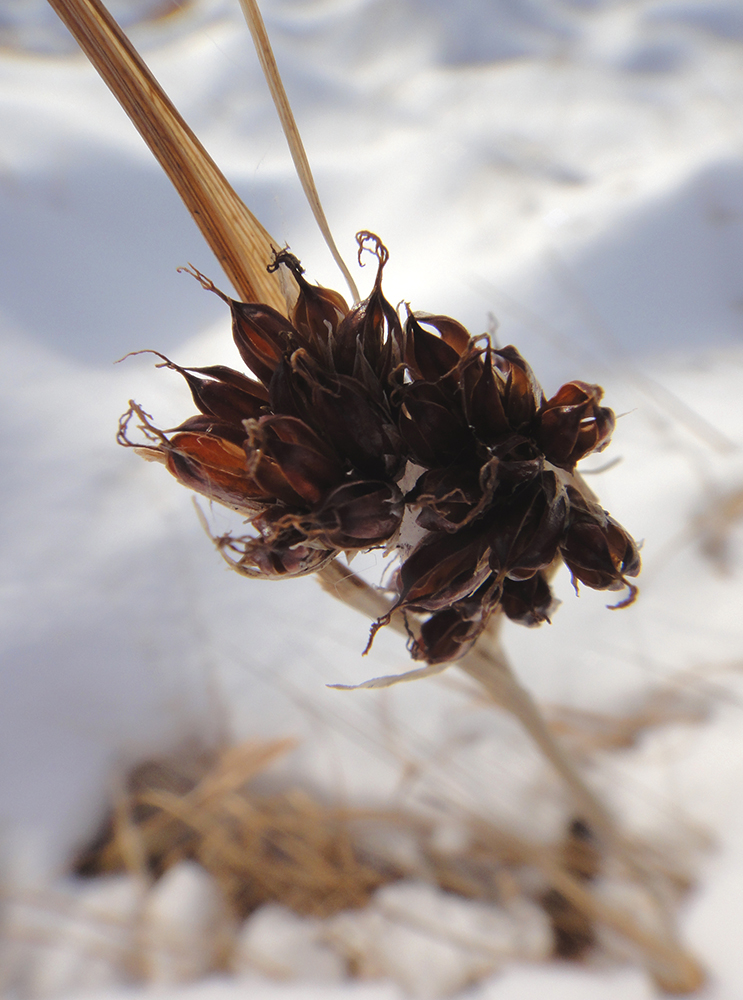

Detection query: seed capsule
xmin=560 ymin=487 xmax=641 ymax=607
xmin=537 ymin=381 xmax=615 ymax=469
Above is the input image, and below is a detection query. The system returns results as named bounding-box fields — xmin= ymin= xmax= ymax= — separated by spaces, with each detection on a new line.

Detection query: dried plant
xmin=76 ymin=740 xmax=391 ymax=918
xmin=118 ymin=235 xmax=639 ymax=668
xmin=73 ymin=738 xmax=699 ymax=977
xmin=47 ymin=0 xmax=704 ymax=992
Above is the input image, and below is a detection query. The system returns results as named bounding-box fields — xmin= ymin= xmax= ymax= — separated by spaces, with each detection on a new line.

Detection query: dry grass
xmin=74 ymin=739 xmax=387 ymax=919
xmin=68 ymin=726 xmax=703 ymax=985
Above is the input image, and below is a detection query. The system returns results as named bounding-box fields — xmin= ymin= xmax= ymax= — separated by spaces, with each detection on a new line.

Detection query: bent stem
xmin=318 ymin=559 xmax=703 ymax=993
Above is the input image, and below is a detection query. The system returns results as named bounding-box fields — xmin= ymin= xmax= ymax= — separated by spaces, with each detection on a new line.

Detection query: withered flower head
xmin=119 ymin=232 xmax=639 ymax=665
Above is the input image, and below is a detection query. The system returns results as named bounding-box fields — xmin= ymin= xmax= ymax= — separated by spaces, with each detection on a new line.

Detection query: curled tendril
xmin=356 ymin=230 xmax=389 ymax=275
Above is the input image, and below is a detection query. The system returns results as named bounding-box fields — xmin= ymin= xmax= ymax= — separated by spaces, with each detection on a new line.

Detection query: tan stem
xmin=459 ymin=633 xmax=640 ymax=858
xmin=457 ymin=631 xmax=681 ymax=927
xmin=317 ymin=559 xmax=702 ymax=992
xmin=237 ymin=0 xmax=360 ymax=303
xmin=317 ymin=559 xmax=410 ymax=632
xmin=47 ymin=0 xmax=285 ymax=310
xmin=522 ymin=843 xmax=704 ymax=993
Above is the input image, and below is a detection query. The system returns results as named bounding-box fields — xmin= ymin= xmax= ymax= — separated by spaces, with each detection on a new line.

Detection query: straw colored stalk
xmin=46 ymin=0 xmax=703 ymax=990
xmin=45 ymin=0 xmax=284 ymax=311
xmin=235 ymin=0 xmax=359 ymax=302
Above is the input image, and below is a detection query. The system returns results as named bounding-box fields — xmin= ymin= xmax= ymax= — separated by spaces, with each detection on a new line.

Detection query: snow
xmin=2 ymin=0 xmax=743 ymax=997
xmin=234 ymin=903 xmax=346 ymax=982
xmin=143 ymin=861 xmax=231 ymax=984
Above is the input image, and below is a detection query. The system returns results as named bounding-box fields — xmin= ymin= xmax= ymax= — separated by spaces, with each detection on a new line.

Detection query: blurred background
xmin=1 ymin=1 xmax=743 ymax=997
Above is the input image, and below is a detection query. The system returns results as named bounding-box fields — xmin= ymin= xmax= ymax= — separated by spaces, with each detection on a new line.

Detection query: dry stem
xmin=318 ymin=558 xmax=704 ymax=993
xmin=47 ymin=0 xmax=285 ymax=310
xmin=237 ymin=0 xmax=360 ymax=302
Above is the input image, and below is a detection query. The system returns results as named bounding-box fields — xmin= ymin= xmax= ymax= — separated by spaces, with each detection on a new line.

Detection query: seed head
xmin=119 ymin=233 xmax=639 ymax=662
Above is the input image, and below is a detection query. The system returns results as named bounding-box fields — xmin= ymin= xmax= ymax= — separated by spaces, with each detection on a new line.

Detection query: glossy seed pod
xmin=560 ymin=487 xmax=641 ymax=606
xmin=537 ymin=381 xmax=615 ymax=469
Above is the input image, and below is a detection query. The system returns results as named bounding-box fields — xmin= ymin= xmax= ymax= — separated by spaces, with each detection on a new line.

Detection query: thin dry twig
xmin=237 ymin=0 xmax=360 ymax=303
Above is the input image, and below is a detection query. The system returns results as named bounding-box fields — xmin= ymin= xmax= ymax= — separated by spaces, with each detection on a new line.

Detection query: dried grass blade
xmin=238 ymin=0 xmax=360 ymax=303
xmin=47 ymin=0 xmax=285 ymax=310
xmin=317 ymin=559 xmax=401 ymax=626
xmin=190 ymin=738 xmax=296 ymax=803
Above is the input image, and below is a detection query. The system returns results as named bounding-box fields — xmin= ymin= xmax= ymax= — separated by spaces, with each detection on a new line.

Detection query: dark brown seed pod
xmin=218 ymin=516 xmax=336 ymax=579
xmin=561 ymin=487 xmax=641 ymax=607
xmin=333 ymin=233 xmax=405 ymax=386
xmin=288 ymin=358 xmax=404 ymax=480
xmin=230 ymin=300 xmax=303 ymax=387
xmin=314 ymin=480 xmax=403 ymax=548
xmin=486 ymin=471 xmax=567 ymax=582
xmin=390 ymin=525 xmax=492 ymax=614
xmin=404 ymin=312 xmax=462 ymax=384
xmin=410 ymin=607 xmax=482 ymax=664
xmin=166 ymin=430 xmax=274 ymax=514
xmin=398 ymin=381 xmax=473 ymax=468
xmin=493 ymin=345 xmax=544 ymax=430
xmin=249 ymin=414 xmax=346 ymax=505
xmin=537 ymin=381 xmax=616 ymax=469
xmin=410 ymin=574 xmax=501 ymax=663
xmin=270 ymin=247 xmax=349 ymax=356
xmin=172 ymin=414 xmax=253 ymax=448
xmin=465 ymin=343 xmax=511 ymax=446
xmin=409 ymin=466 xmax=488 ymax=532
xmin=501 ymin=573 xmax=557 ymax=627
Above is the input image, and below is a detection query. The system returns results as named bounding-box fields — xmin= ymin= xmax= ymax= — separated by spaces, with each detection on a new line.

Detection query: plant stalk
xmin=47 ymin=0 xmax=285 ymax=311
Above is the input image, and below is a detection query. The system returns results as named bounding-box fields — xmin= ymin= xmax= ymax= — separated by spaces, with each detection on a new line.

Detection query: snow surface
xmin=2 ymin=0 xmax=743 ymax=996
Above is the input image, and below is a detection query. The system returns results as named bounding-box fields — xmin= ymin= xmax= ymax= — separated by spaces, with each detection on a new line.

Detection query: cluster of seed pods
xmin=120 ymin=233 xmax=639 ymax=664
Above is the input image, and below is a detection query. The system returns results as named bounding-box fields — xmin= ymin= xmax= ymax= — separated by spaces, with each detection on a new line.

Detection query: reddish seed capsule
xmin=537 ymin=381 xmax=616 ymax=469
